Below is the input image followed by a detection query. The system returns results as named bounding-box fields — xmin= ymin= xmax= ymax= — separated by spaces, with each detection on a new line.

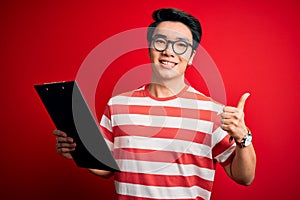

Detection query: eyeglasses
xmin=152 ymin=36 xmax=193 ymax=55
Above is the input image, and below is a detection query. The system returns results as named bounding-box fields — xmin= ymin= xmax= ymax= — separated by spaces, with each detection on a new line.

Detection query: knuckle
xmin=61 ymin=148 xmax=68 ymax=153
xmin=61 ymin=143 xmax=69 ymax=148
xmin=58 ymin=136 xmax=67 ymax=143
xmin=233 ymin=113 xmax=239 ymax=120
xmin=228 ymin=124 xmax=235 ymax=131
xmin=233 ymin=121 xmax=239 ymax=126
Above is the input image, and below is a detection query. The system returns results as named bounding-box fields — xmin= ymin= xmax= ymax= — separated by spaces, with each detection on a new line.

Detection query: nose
xmin=162 ymin=42 xmax=175 ymax=56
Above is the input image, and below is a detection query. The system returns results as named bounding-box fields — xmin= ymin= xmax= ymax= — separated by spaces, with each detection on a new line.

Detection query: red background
xmin=1 ymin=0 xmax=300 ymax=199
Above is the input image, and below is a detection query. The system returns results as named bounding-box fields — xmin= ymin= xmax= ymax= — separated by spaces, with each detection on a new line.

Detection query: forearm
xmin=230 ymin=143 xmax=256 ymax=185
xmin=88 ymin=169 xmax=114 ymax=179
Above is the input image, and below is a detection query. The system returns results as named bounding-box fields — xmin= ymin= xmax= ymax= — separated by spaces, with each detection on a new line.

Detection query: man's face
xmin=149 ymin=21 xmax=195 ymax=82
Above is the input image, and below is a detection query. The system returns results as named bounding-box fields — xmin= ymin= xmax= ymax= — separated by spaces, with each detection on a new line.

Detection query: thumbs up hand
xmin=221 ymin=93 xmax=250 ymax=143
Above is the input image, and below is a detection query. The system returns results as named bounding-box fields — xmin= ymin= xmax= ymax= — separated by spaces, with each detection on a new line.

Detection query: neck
xmin=149 ymin=76 xmax=187 ymax=98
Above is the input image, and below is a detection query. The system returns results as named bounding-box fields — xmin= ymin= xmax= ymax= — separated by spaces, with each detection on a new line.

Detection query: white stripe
xmin=115 ymin=181 xmax=211 ymax=199
xmin=186 ymin=87 xmax=223 ymax=115
xmin=214 ymin=143 xmax=236 ymax=163
xmin=112 ymin=114 xmax=213 ymax=133
xmin=211 ymin=127 xmax=228 ymax=148
xmin=114 ymin=136 xmax=212 ymax=158
xmin=109 ymin=96 xmax=223 ymax=114
xmin=100 ymin=115 xmax=112 ymax=132
xmin=100 ymin=116 xmax=113 ymax=151
xmin=116 ymin=159 xmax=215 ymax=181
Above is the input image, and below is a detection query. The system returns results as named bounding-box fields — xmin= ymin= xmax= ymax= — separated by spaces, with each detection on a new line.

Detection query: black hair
xmin=147 ymin=8 xmax=202 ymax=50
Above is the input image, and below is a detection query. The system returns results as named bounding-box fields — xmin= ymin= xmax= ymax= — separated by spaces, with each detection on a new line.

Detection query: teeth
xmin=162 ymin=61 xmax=175 ymax=66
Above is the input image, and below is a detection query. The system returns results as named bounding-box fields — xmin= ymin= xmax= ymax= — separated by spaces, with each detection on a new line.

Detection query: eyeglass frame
xmin=151 ymin=36 xmax=194 ymax=55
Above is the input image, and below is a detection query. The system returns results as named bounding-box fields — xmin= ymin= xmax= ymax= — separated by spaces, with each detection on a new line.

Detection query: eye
xmin=155 ymin=38 xmax=166 ymax=45
xmin=175 ymin=41 xmax=188 ymax=48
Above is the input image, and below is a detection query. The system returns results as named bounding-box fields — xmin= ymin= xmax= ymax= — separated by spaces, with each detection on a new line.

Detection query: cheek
xmin=176 ymin=61 xmax=188 ymax=73
xmin=148 ymin=49 xmax=159 ymax=62
xmin=181 ymin=49 xmax=193 ymax=61
xmin=179 ymin=55 xmax=189 ymax=66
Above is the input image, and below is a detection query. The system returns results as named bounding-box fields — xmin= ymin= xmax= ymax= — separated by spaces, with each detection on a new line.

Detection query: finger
xmin=221 ymin=118 xmax=237 ymax=126
xmin=221 ymin=118 xmax=230 ymax=125
xmin=237 ymin=93 xmax=250 ymax=110
xmin=221 ymin=112 xmax=235 ymax=119
xmin=221 ymin=124 xmax=237 ymax=133
xmin=67 ymin=137 xmax=74 ymax=143
xmin=62 ymin=153 xmax=73 ymax=159
xmin=58 ymin=147 xmax=75 ymax=154
xmin=53 ymin=129 xmax=67 ymax=137
xmin=57 ymin=136 xmax=74 ymax=143
xmin=223 ymin=106 xmax=239 ymax=113
xmin=220 ymin=123 xmax=231 ymax=131
xmin=57 ymin=142 xmax=76 ymax=148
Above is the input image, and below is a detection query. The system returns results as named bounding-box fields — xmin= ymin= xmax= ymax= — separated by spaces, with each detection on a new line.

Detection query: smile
xmin=159 ymin=60 xmax=178 ymax=68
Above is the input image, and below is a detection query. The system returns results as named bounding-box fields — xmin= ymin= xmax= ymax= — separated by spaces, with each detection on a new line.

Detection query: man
xmin=54 ymin=8 xmax=256 ymax=199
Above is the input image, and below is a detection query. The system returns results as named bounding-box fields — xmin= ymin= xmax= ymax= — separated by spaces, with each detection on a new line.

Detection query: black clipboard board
xmin=34 ymin=81 xmax=120 ymax=172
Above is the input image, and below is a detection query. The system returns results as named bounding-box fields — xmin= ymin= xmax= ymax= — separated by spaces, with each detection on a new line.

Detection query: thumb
xmin=237 ymin=92 xmax=250 ymax=110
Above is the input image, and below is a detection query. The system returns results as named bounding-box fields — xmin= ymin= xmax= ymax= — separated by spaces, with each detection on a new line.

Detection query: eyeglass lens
xmin=153 ymin=37 xmax=189 ymax=55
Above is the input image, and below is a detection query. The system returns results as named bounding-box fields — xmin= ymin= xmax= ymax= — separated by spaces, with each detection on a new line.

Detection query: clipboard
xmin=34 ymin=81 xmax=120 ymax=172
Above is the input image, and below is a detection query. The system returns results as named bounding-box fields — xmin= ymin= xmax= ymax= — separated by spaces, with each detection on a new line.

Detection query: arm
xmin=88 ymin=169 xmax=114 ymax=179
xmin=224 ymin=139 xmax=256 ymax=185
xmin=221 ymin=93 xmax=256 ymax=185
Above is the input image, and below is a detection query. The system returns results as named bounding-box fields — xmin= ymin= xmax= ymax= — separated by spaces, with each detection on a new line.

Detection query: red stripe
xmin=181 ymin=90 xmax=211 ymax=101
xmin=111 ymin=104 xmax=214 ymax=121
xmin=114 ymin=149 xmax=215 ymax=170
xmin=113 ymin=126 xmax=211 ymax=146
xmin=116 ymin=193 xmax=205 ymax=200
xmin=115 ymin=172 xmax=213 ymax=192
xmin=212 ymin=134 xmax=232 ymax=158
xmin=103 ymin=105 xmax=111 ymax=119
xmin=100 ymin=126 xmax=113 ymax=142
xmin=220 ymin=150 xmax=235 ymax=167
xmin=119 ymin=84 xmax=211 ymax=103
xmin=118 ymin=88 xmax=146 ymax=98
xmin=116 ymin=194 xmax=205 ymax=200
xmin=211 ymin=112 xmax=221 ymax=132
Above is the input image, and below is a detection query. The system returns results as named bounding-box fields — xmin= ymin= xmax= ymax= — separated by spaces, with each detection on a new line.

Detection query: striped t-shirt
xmin=100 ymin=84 xmax=236 ymax=200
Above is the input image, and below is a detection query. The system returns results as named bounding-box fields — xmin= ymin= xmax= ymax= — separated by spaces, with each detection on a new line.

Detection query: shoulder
xmin=108 ymin=84 xmax=148 ymax=106
xmin=185 ymin=86 xmax=212 ymax=100
xmin=182 ymin=86 xmax=225 ymax=114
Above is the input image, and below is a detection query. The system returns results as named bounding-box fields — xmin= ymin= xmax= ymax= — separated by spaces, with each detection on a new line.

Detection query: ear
xmin=188 ymin=50 xmax=196 ymax=66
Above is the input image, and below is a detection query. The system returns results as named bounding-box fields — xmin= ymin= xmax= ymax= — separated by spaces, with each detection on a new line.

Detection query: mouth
xmin=159 ymin=59 xmax=178 ymax=69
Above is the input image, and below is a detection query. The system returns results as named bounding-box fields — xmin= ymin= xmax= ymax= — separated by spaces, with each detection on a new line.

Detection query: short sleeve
xmin=212 ymin=126 xmax=236 ymax=167
xmin=99 ymin=104 xmax=114 ymax=152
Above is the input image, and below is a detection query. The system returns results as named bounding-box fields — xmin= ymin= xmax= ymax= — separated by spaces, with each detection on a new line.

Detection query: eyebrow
xmin=153 ymin=34 xmax=191 ymax=42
